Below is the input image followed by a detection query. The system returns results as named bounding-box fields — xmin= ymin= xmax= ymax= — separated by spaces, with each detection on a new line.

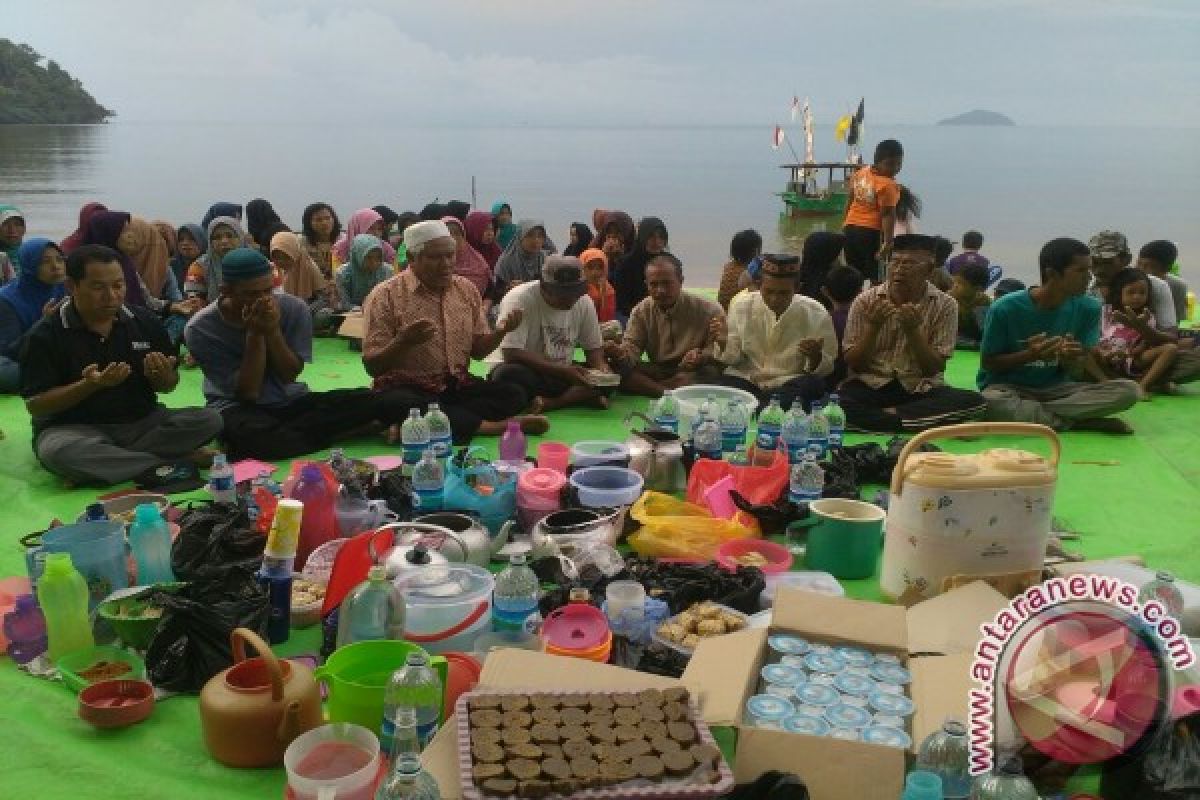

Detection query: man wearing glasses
xmin=838 ymin=234 xmax=987 ymax=431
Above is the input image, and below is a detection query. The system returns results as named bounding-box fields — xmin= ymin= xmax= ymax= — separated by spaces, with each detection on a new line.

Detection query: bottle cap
xmin=42 ymin=552 xmax=74 ymax=575
xmin=134 ymin=503 xmax=161 ymax=523
xmin=299 ymin=464 xmax=323 ymax=482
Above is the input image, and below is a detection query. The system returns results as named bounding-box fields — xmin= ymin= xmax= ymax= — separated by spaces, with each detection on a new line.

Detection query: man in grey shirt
xmin=185 ymin=247 xmax=415 ymax=459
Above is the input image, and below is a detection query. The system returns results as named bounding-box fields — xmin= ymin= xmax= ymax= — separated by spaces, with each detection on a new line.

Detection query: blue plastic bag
xmin=442 ymin=446 xmax=517 ymax=537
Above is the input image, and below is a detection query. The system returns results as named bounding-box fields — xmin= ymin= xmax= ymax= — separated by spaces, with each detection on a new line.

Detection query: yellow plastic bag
xmin=626 ymin=491 xmax=757 ymax=560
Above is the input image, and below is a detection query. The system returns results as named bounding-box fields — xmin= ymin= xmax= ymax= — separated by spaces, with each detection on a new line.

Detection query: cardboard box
xmin=683 ymin=581 xmax=1008 ymax=800
xmin=422 ymin=649 xmax=685 ymax=799
xmin=337 ymin=310 xmax=364 ymax=340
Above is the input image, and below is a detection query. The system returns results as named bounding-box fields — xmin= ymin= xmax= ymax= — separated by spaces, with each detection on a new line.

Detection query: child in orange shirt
xmin=843 ymin=139 xmax=903 ymax=283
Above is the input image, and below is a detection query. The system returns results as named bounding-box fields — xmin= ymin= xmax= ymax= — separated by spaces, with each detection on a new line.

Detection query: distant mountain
xmin=0 ymin=39 xmax=114 ymax=124
xmin=938 ymin=109 xmax=1014 ymax=127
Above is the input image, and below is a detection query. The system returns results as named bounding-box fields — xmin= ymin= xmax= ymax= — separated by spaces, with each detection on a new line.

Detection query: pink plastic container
xmin=715 ymin=538 xmax=794 ymax=575
xmin=702 ymin=475 xmax=738 ymax=519
xmin=536 ymin=442 xmax=571 ymax=474
xmin=516 ymin=468 xmax=565 ymax=530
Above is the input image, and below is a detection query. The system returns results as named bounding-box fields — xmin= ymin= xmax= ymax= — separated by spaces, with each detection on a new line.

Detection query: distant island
xmin=0 ymin=39 xmax=114 ymax=124
xmin=937 ymin=109 xmax=1015 ymax=127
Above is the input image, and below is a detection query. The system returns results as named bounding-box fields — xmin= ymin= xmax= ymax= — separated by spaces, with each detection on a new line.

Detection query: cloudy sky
xmin=9 ymin=0 xmax=1200 ymax=127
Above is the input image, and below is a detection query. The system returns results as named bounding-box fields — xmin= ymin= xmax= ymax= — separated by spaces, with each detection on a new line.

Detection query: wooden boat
xmin=778 ymin=161 xmax=859 ymax=218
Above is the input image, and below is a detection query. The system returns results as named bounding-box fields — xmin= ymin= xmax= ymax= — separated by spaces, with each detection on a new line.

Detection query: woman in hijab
xmin=270 ymin=230 xmax=336 ymax=330
xmin=0 ymin=205 xmax=25 ymax=284
xmin=60 ymin=202 xmax=107 ymax=254
xmin=614 ymin=216 xmax=668 ymax=317
xmin=493 ymin=220 xmax=547 ymax=298
xmin=797 ymin=231 xmax=846 ymax=308
xmin=563 ymin=222 xmax=594 ymax=258
xmin=185 ymin=216 xmax=248 ymax=302
xmin=82 ymin=211 xmax=148 ymax=307
xmin=591 ymin=209 xmax=636 ymax=261
xmin=492 ymin=201 xmax=518 ymax=250
xmin=332 ymin=207 xmax=396 ymax=265
xmin=580 ymin=248 xmax=616 ymax=324
xmin=201 ymin=201 xmax=243 ymax=230
xmin=372 ymin=205 xmax=399 ymax=241
xmin=445 ymin=201 xmax=471 ymax=222
xmin=464 ymin=210 xmax=502 ymax=268
xmin=172 ymin=223 xmax=207 ymax=290
xmin=0 ymin=237 xmax=66 ymax=393
xmin=443 ymin=215 xmax=494 ymax=310
xmin=301 ymin=202 xmax=341 ymax=285
xmin=153 ymin=221 xmax=177 ymax=261
xmin=335 ymin=234 xmax=392 ymax=309
xmin=246 ymin=198 xmax=285 ymax=251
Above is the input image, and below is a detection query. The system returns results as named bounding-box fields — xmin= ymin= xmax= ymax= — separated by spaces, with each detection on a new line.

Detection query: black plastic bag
xmin=171 ymin=502 xmax=264 ymax=580
xmin=1102 ymin=712 xmax=1200 ymax=799
xmin=727 ymin=771 xmax=810 ymax=800
xmin=731 ymin=491 xmax=810 ymax=536
xmin=144 ymin=567 xmax=269 ymax=693
xmin=371 ymin=468 xmax=414 ymax=520
xmin=624 ymin=558 xmax=765 ymax=615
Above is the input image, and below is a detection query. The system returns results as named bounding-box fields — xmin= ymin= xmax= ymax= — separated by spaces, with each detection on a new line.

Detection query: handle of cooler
xmin=889 ymin=422 xmax=1060 ymax=497
xmin=403 ymin=601 xmax=489 ymax=643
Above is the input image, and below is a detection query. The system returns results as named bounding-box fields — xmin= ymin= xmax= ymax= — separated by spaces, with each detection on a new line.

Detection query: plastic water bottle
xmin=493 ymin=551 xmax=540 ymax=634
xmin=730 ymin=444 xmax=749 ymax=466
xmin=808 ymin=402 xmax=830 ymax=457
xmin=917 ymin=719 xmax=971 ymax=798
xmin=376 ymin=707 xmax=442 ymax=800
xmin=290 ymin=464 xmax=337 ymax=571
xmin=498 ymin=418 xmax=527 ymax=466
xmin=752 ymin=432 xmax=777 ymax=466
xmin=1139 ymin=571 xmax=1184 ymax=616
xmin=424 ymin=403 xmax=453 ymax=462
xmin=825 ymin=393 xmax=846 ymax=449
xmin=129 ymin=503 xmax=176 ymax=585
xmin=969 ymin=757 xmax=1038 ymax=800
xmin=789 ymin=453 xmax=824 ymax=505
xmin=382 ymin=651 xmax=443 ymax=754
xmin=400 ymin=409 xmax=431 ymax=475
xmin=694 ymin=414 xmax=723 ymax=461
xmin=720 ymin=400 xmax=749 ymax=453
xmin=780 ymin=405 xmax=810 ymax=464
xmin=37 ymin=553 xmax=94 ymax=661
xmin=208 ymin=452 xmax=236 ymax=504
xmin=411 ymin=448 xmax=445 ymax=512
xmin=757 ymin=394 xmax=784 ymax=449
xmin=336 ymin=565 xmax=406 ymax=648
xmin=652 ymin=390 xmax=679 ymax=433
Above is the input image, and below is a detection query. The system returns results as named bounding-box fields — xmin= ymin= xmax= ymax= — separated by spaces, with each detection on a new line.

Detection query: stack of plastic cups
xmin=516 ymin=468 xmax=565 ymax=532
xmin=260 ymin=498 xmax=304 ymax=645
xmin=541 ymin=603 xmax=613 ymax=663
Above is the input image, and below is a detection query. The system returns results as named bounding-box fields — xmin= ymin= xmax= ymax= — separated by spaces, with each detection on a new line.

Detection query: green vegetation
xmin=0 ymin=39 xmax=114 ymax=124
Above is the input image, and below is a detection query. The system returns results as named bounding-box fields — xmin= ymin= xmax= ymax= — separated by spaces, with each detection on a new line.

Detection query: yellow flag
xmin=835 ymin=115 xmax=852 ymax=142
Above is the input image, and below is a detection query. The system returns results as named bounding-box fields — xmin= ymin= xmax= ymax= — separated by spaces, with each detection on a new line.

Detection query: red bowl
xmin=715 ymin=538 xmax=793 ymax=574
xmin=78 ymin=679 xmax=155 ymax=729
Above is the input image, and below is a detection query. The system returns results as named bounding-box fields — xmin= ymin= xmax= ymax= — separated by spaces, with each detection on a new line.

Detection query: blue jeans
xmin=0 ymin=355 xmax=18 ymax=394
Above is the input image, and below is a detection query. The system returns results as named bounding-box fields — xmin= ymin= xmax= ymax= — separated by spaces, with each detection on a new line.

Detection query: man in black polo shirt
xmin=20 ymin=244 xmax=223 ymax=485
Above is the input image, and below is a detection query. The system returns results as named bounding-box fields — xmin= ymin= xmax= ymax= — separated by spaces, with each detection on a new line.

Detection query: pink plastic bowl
xmin=715 ymin=538 xmax=793 ymax=575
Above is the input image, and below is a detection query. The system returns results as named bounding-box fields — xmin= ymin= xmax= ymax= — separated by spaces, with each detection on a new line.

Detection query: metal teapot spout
xmin=623 ymin=410 xmax=655 ymax=430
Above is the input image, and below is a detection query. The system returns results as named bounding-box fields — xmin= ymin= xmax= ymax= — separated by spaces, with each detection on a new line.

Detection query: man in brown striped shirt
xmin=839 ymin=234 xmax=986 ymax=431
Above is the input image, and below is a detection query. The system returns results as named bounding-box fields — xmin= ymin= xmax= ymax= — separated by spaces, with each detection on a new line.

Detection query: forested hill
xmin=0 ymin=39 xmax=114 ymax=124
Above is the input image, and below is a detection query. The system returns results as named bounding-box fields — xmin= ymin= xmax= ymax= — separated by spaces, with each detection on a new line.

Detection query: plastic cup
xmin=284 ymin=723 xmax=380 ymax=800
xmin=605 ymin=581 xmax=646 ymax=628
xmin=536 ymin=442 xmax=571 ymax=474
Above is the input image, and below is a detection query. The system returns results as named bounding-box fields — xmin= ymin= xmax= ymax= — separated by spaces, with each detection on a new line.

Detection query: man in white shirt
xmin=489 ymin=256 xmax=615 ymax=411
xmin=712 ymin=254 xmax=837 ymax=412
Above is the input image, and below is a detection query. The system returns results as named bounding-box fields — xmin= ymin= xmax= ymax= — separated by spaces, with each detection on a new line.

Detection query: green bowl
xmin=96 ymin=584 xmax=179 ymax=649
xmin=57 ymin=644 xmax=146 ymax=694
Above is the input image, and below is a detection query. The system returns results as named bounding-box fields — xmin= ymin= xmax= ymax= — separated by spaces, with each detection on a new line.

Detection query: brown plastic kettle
xmin=198 ymin=627 xmax=323 ymax=767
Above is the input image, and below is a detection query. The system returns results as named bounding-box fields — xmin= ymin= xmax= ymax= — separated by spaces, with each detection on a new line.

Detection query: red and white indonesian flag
xmin=772 ymin=125 xmax=786 ymax=150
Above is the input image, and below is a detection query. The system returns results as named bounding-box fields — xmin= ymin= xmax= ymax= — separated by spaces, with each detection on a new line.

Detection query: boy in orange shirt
xmin=842 ymin=139 xmax=903 ymax=283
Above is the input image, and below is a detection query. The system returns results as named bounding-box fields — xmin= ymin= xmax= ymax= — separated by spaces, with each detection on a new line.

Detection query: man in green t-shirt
xmin=978 ymin=237 xmax=1139 ymax=434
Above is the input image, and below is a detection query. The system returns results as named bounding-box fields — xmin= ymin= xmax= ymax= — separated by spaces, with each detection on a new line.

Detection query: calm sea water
xmin=2 ymin=122 xmax=1197 ymax=287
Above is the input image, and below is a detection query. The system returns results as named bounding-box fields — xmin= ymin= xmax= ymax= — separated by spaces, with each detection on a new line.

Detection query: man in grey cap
xmin=490 ymin=255 xmax=616 ymax=411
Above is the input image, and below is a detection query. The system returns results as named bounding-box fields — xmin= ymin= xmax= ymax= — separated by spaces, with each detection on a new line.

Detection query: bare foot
xmin=588 ymin=394 xmax=610 ymax=410
xmin=526 ymin=396 xmax=546 ymax=415
xmin=384 ymin=423 xmax=402 ymax=445
xmin=1072 ymin=417 xmax=1134 ymax=435
xmin=518 ymin=414 xmax=550 ymax=435
xmin=1162 ymin=381 xmax=1183 ymax=395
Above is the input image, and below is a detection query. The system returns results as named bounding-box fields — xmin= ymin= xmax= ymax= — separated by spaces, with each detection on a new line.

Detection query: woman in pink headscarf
xmin=442 ymin=216 xmax=494 ymax=312
xmin=464 ymin=210 xmax=502 ymax=268
xmin=60 ymin=202 xmax=107 ymax=255
xmin=332 ymin=207 xmax=396 ymax=264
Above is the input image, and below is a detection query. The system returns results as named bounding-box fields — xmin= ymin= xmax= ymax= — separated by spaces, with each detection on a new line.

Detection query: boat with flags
xmin=776 ymin=97 xmax=865 ymax=219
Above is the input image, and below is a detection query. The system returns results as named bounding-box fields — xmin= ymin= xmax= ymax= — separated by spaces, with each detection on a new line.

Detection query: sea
xmin=2 ymin=122 xmax=1197 ymax=287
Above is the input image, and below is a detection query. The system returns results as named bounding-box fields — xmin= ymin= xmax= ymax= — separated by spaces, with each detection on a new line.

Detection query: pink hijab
xmin=464 ymin=210 xmax=502 ymax=268
xmin=444 ymin=216 xmax=493 ymax=298
xmin=332 ymin=208 xmax=396 ymax=264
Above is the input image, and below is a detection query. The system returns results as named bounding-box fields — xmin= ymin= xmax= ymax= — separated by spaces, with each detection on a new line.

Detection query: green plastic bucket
xmin=789 ymin=498 xmax=885 ymax=580
xmin=314 ymin=640 xmax=448 ymax=735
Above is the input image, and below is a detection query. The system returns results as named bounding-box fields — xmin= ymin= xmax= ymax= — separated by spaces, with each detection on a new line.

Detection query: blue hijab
xmin=171 ymin=223 xmax=208 ymax=288
xmin=0 ymin=237 xmax=66 ymax=330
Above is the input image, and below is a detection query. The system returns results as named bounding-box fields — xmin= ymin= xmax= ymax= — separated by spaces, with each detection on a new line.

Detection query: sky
xmin=7 ymin=0 xmax=1200 ymax=127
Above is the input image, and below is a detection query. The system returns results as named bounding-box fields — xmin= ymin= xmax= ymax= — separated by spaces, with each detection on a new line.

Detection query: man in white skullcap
xmin=362 ymin=220 xmax=548 ymax=442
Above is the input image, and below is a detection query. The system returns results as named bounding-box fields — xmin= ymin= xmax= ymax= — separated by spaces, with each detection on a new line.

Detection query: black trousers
xmin=843 ymin=224 xmax=882 ymax=283
xmin=838 ymin=379 xmax=986 ymax=433
xmin=489 ymin=363 xmax=573 ymax=399
xmin=376 ymin=379 xmax=528 ymax=444
xmin=220 ymin=388 xmax=419 ymax=460
xmin=716 ymin=373 xmax=828 ymax=414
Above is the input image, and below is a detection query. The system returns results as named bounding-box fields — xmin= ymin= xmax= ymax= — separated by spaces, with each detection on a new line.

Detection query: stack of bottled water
xmin=650 ymin=390 xmax=680 ymax=433
xmin=743 ymin=635 xmax=914 ymax=749
xmin=411 ymin=448 xmax=444 ymax=512
xmin=400 ymin=409 xmax=430 ymax=476
xmin=788 ymin=453 xmax=824 ymax=505
xmin=423 ymin=403 xmax=453 ymax=464
xmin=807 ymin=402 xmax=830 ymax=458
xmin=693 ymin=401 xmax=723 ymax=461
xmin=756 ymin=395 xmax=784 ymax=450
xmin=824 ymin=394 xmax=846 ymax=449
xmin=720 ymin=400 xmax=749 ymax=454
xmin=780 ymin=405 xmax=810 ymax=465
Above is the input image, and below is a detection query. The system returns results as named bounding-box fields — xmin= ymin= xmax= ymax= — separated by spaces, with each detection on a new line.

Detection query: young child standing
xmin=1099 ymin=267 xmax=1178 ymax=399
xmin=821 ymin=264 xmax=864 ymax=390
xmin=949 ymin=262 xmax=992 ymax=348
xmin=842 ymin=139 xmax=903 ymax=283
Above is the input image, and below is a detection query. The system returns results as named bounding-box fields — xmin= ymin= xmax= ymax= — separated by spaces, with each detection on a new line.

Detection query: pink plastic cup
xmin=537 ymin=442 xmax=571 ymax=475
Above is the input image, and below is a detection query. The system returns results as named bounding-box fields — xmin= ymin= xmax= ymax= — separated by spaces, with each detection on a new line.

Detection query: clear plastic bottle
xmin=208 ymin=452 xmax=236 ymax=505
xmin=498 ymin=418 xmax=527 ymax=465
xmin=789 ymin=453 xmax=824 ymax=505
xmin=335 ymin=565 xmax=406 ymax=648
xmin=969 ymin=757 xmax=1039 ymax=800
xmin=400 ymin=409 xmax=431 ymax=475
xmin=128 ymin=503 xmax=176 ymax=585
xmin=652 ymin=390 xmax=679 ymax=433
xmin=720 ymin=399 xmax=749 ymax=454
xmin=730 ymin=443 xmax=750 ymax=466
xmin=1139 ymin=571 xmax=1184 ymax=616
xmin=824 ymin=393 xmax=846 ymax=449
xmin=411 ymin=448 xmax=445 ymax=512
xmin=375 ymin=707 xmax=442 ymax=800
xmin=780 ymin=405 xmax=810 ymax=465
xmin=492 ymin=551 xmax=540 ymax=634
xmin=382 ymin=651 xmax=443 ymax=754
xmin=807 ymin=402 xmax=830 ymax=457
xmin=916 ymin=718 xmax=971 ymax=798
xmin=694 ymin=414 xmax=723 ymax=461
xmin=37 ymin=553 xmax=94 ymax=661
xmin=757 ymin=394 xmax=785 ymax=449
xmin=424 ymin=403 xmax=453 ymax=463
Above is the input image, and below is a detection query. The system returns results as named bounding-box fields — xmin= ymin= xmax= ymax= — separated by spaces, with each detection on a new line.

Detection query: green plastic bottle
xmin=37 ymin=552 xmax=94 ymax=661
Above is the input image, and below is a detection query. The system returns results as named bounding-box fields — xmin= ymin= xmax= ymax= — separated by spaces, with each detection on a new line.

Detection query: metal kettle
xmin=623 ymin=412 xmax=688 ymax=493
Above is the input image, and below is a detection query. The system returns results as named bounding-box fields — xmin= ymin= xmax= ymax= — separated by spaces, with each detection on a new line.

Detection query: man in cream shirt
xmin=712 ymin=254 xmax=837 ymax=412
